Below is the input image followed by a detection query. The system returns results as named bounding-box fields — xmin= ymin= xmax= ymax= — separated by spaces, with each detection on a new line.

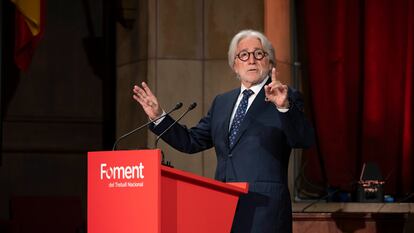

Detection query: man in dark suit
xmin=133 ymin=29 xmax=314 ymax=233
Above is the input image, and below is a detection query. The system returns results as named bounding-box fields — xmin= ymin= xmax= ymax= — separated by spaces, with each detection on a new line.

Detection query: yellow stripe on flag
xmin=11 ymin=0 xmax=41 ymax=36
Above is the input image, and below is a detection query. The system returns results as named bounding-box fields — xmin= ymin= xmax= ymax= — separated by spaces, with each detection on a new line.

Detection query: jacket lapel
xmin=223 ymin=89 xmax=240 ymax=148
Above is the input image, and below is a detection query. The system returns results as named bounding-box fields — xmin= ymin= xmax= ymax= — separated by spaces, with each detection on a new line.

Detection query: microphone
xmin=154 ymin=102 xmax=197 ymax=164
xmin=112 ymin=102 xmax=183 ymax=150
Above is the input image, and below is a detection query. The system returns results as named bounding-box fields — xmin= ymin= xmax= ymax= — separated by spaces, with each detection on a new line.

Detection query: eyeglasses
xmin=235 ymin=49 xmax=268 ymax=61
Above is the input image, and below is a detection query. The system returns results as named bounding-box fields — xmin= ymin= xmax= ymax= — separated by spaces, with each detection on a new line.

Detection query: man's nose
xmin=247 ymin=54 xmax=256 ymax=64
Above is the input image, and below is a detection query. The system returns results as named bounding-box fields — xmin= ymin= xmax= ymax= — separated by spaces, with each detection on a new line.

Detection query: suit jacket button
xmin=228 ymin=154 xmax=232 ymax=158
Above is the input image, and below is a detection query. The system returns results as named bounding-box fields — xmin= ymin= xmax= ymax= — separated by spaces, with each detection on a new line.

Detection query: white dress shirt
xmin=228 ymin=76 xmax=289 ymax=130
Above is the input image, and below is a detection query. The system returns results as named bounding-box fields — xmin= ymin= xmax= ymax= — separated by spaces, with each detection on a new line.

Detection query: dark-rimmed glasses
xmin=235 ymin=49 xmax=268 ymax=61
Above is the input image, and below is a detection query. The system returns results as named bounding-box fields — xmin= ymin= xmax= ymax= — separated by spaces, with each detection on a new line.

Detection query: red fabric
xmin=401 ymin=0 xmax=414 ymax=193
xmin=300 ymin=0 xmax=414 ymax=195
xmin=14 ymin=0 xmax=45 ymax=71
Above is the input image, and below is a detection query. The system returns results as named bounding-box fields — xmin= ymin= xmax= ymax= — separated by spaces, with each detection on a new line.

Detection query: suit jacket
xmin=150 ymin=81 xmax=314 ymax=233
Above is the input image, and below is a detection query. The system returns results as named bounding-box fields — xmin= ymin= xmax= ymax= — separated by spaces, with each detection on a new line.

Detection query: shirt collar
xmin=240 ymin=75 xmax=270 ymax=95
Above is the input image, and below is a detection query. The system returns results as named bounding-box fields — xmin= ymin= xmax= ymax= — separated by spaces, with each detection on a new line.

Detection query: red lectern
xmin=88 ymin=150 xmax=248 ymax=233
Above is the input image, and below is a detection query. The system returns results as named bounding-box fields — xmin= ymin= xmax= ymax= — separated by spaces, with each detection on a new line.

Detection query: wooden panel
xmin=293 ymin=212 xmax=409 ymax=233
xmin=293 ymin=203 xmax=414 ymax=233
xmin=264 ymin=0 xmax=293 ymax=85
xmin=293 ymin=202 xmax=414 ymax=213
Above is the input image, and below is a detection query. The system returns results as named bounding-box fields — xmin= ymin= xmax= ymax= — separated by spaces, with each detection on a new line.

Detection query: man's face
xmin=233 ymin=37 xmax=272 ymax=88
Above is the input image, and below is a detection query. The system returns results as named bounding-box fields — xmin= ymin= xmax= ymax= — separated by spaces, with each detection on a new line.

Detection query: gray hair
xmin=227 ymin=29 xmax=275 ymax=69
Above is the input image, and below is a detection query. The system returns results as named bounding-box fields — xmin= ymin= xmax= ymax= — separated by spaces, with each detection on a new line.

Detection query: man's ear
xmin=233 ymin=63 xmax=238 ymax=74
xmin=269 ymin=60 xmax=276 ymax=69
xmin=267 ymin=62 xmax=274 ymax=71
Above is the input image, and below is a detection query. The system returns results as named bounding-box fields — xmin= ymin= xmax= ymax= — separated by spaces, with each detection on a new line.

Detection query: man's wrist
xmin=276 ymin=101 xmax=290 ymax=112
xmin=152 ymin=110 xmax=166 ymax=125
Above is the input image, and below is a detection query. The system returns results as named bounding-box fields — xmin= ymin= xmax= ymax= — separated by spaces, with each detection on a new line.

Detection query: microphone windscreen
xmin=188 ymin=102 xmax=197 ymax=110
xmin=175 ymin=102 xmax=183 ymax=110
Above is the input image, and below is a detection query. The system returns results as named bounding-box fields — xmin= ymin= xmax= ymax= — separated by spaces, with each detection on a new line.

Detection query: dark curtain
xmin=297 ymin=0 xmax=414 ymax=196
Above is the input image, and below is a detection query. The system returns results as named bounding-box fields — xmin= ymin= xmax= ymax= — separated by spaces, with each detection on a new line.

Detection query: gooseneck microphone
xmin=154 ymin=102 xmax=197 ymax=150
xmin=112 ymin=102 xmax=183 ymax=150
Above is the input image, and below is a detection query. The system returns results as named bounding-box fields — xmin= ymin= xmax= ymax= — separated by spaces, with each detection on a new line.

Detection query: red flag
xmin=11 ymin=0 xmax=45 ymax=71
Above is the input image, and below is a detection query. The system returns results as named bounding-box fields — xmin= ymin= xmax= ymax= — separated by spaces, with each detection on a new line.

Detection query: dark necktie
xmin=229 ymin=89 xmax=254 ymax=147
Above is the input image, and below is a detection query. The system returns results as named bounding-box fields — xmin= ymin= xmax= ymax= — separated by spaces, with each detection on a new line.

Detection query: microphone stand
xmin=155 ymin=102 xmax=197 ymax=165
xmin=112 ymin=102 xmax=182 ymax=150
